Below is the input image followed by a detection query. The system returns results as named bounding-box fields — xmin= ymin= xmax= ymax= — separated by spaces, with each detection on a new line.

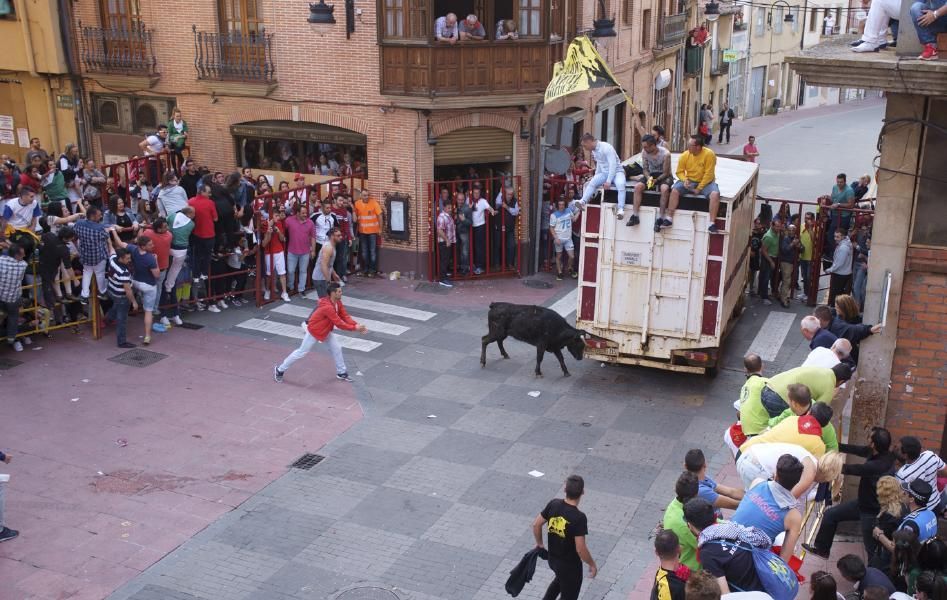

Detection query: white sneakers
xmin=159 ymin=316 xmax=171 ymax=327
xmin=263 ymin=289 xmax=271 ymax=301
xmin=852 ymin=41 xmax=882 ymax=53
xmin=280 ymin=292 xmax=291 ymax=302
xmin=171 ymin=315 xmax=184 ymax=326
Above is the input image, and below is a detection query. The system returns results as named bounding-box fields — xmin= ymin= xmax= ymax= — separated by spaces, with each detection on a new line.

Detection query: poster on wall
xmin=16 ymin=128 xmax=29 ymax=148
xmin=0 ymin=115 xmax=13 ymax=130
xmin=0 ymin=130 xmax=15 ymax=145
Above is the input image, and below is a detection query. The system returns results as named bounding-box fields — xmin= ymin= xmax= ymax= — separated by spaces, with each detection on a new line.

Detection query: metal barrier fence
xmin=427 ymin=176 xmax=523 ymax=282
xmin=5 ymin=234 xmax=100 ymax=344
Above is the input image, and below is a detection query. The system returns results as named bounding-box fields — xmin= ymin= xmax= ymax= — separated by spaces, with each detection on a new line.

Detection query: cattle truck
xmin=575 ymin=155 xmax=759 ymax=375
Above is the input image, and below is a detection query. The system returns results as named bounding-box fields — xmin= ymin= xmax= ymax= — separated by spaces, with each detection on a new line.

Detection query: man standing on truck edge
xmin=662 ymin=136 xmax=723 ymax=234
xmin=573 ymin=133 xmax=626 ymax=218
xmin=533 ymin=474 xmax=597 ymax=600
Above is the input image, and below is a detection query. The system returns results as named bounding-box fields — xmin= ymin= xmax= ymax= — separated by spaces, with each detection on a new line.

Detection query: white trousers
xmin=861 ymin=0 xmax=900 ymax=45
xmin=278 ymin=330 xmax=347 ymax=375
xmin=165 ymin=248 xmax=188 ymax=293
xmin=81 ymin=259 xmax=107 ymax=298
xmin=580 ymin=171 xmax=627 ymax=209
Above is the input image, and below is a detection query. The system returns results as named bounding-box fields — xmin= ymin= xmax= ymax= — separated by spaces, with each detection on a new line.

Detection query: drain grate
xmin=108 ymin=348 xmax=169 ymax=368
xmin=0 ymin=356 xmax=23 ymax=370
xmin=334 ymin=587 xmax=400 ymax=600
xmin=414 ymin=282 xmax=448 ymax=294
xmin=178 ymin=322 xmax=204 ymax=330
xmin=522 ymin=278 xmax=553 ymax=289
xmin=290 ymin=453 xmax=325 ymax=470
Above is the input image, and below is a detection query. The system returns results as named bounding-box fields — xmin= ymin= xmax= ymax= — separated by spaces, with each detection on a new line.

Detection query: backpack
xmin=704 ymin=540 xmax=799 ymax=600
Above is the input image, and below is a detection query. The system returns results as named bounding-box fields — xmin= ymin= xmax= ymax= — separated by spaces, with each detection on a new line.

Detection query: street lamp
xmin=591 ymin=0 xmax=617 ymax=38
xmin=704 ymin=1 xmax=720 ymax=22
xmin=308 ymin=0 xmax=336 ymax=24
xmin=774 ymin=0 xmax=796 ymax=22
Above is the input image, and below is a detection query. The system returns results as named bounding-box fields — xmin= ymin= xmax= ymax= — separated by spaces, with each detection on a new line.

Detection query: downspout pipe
xmin=58 ymin=0 xmax=91 ymax=157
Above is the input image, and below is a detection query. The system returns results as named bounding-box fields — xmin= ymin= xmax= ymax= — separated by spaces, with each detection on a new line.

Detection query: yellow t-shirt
xmin=675 ymin=146 xmax=717 ymax=190
xmin=740 ymin=415 xmax=827 ymax=457
xmin=800 ymin=225 xmax=813 ymax=261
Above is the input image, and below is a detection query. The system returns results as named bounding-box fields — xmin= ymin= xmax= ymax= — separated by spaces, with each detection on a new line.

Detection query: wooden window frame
xmin=218 ymin=0 xmax=264 ymax=35
xmin=98 ymin=0 xmax=141 ymax=30
xmin=641 ymin=8 xmax=652 ymax=50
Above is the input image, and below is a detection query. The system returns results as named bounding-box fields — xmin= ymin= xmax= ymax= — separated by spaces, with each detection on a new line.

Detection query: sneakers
xmin=919 ymin=43 xmax=939 ymax=61
xmin=556 ymin=272 xmax=563 ymax=281
xmin=10 ymin=341 xmax=23 ymax=352
xmin=206 ymin=304 xmax=221 ymax=313
xmin=21 ymin=336 xmax=30 ymax=346
xmin=217 ymin=299 xmax=229 ymax=309
xmin=852 ymin=41 xmax=882 ymax=53
xmin=438 ymin=279 xmax=454 ymax=288
xmin=196 ymin=302 xmax=206 ymax=312
xmin=159 ymin=316 xmax=171 ymax=327
xmin=473 ymin=268 xmax=484 ymax=275
xmin=336 ymin=372 xmax=354 ymax=382
xmin=79 ymin=295 xmax=89 ymax=305
xmin=118 ymin=342 xmax=137 ymax=349
xmin=626 ymin=214 xmax=640 ymax=227
xmin=280 ymin=291 xmax=291 ymax=302
xmin=616 ymin=209 xmax=624 ymax=220
xmin=143 ymin=335 xmax=151 ymax=345
xmin=708 ymin=223 xmax=720 ymax=233
xmin=849 ymin=39 xmax=864 ymax=47
xmin=152 ymin=323 xmax=167 ymax=333
xmin=263 ymin=289 xmax=271 ymax=301
xmin=273 ymin=365 xmax=284 ymax=383
xmin=570 ymin=271 xmax=578 ymax=279
xmin=171 ymin=315 xmax=184 ymax=326
xmin=0 ymin=527 xmax=19 ymax=543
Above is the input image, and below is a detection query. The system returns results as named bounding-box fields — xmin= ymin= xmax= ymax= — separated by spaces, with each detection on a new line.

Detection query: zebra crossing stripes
xmin=269 ymin=304 xmax=410 ymax=336
xmin=303 ymin=292 xmax=436 ymax=322
xmin=235 ymin=318 xmax=383 ymax=353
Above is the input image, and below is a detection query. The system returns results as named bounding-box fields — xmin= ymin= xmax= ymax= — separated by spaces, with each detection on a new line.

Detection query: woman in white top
xmin=156 ymin=171 xmax=190 ymax=217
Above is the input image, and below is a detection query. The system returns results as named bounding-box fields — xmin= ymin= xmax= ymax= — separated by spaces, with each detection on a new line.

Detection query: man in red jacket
xmin=273 ymin=282 xmax=367 ymax=383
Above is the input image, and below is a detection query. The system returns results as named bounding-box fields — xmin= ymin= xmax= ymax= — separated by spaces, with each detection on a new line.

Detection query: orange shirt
xmin=354 ymin=198 xmax=382 ymax=235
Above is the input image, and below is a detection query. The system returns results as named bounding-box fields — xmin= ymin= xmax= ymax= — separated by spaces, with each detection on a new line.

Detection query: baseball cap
xmin=901 ymin=479 xmax=933 ymax=504
xmin=294 ymin=173 xmax=305 ymax=180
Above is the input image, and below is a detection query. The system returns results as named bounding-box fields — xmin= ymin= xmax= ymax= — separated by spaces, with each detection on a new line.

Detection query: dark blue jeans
xmin=106 ymin=295 xmax=130 ymax=345
xmin=359 ymin=234 xmax=378 ymax=273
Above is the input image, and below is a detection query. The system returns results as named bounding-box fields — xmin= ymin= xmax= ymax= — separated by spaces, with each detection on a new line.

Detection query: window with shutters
xmin=99 ymin=0 xmax=141 ymax=30
xmin=641 ymin=9 xmax=652 ymax=50
xmin=381 ymin=0 xmax=428 ymax=39
xmin=791 ymin=7 xmax=799 ymax=32
xmin=754 ymin=7 xmax=765 ymax=36
xmin=520 ymin=0 xmax=542 ymax=37
xmin=653 ymin=84 xmax=669 ymax=131
xmin=623 ymin=0 xmax=634 ymax=24
xmin=218 ymin=0 xmax=263 ymax=34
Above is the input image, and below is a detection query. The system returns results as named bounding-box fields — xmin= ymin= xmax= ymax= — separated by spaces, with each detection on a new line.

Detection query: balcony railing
xmin=710 ymin=48 xmax=729 ymax=75
xmin=193 ymin=25 xmax=275 ymax=83
xmin=380 ymin=41 xmax=559 ymax=98
xmin=685 ymin=45 xmax=703 ymax=76
xmin=79 ymin=23 xmax=158 ymax=75
xmin=657 ymin=13 xmax=688 ymax=48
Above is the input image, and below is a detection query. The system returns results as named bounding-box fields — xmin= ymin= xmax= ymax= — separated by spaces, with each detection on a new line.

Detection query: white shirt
xmin=897 ymin=450 xmax=946 ymax=510
xmin=144 ymin=135 xmax=165 ymax=155
xmin=472 ymin=197 xmax=490 ymax=227
xmin=591 ymin=141 xmax=621 ymax=180
xmin=745 ymin=442 xmax=815 ymax=477
xmin=313 ymin=212 xmax=335 ymax=244
xmin=802 ymin=347 xmax=840 ymax=369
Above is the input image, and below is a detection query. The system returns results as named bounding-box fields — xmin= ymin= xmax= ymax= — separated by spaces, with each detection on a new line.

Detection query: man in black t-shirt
xmin=532 ymin=475 xmax=598 ymax=600
xmin=684 ymin=498 xmax=766 ymax=595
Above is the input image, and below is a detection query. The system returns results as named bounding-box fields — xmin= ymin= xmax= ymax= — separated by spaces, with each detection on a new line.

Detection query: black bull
xmin=480 ymin=302 xmax=586 ymax=377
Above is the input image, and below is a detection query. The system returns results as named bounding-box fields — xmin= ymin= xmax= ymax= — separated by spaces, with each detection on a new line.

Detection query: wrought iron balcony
xmin=192 ymin=25 xmax=275 ymax=83
xmin=79 ymin=23 xmax=158 ymax=75
xmin=710 ymin=47 xmax=729 ymax=75
xmin=657 ymin=13 xmax=688 ymax=48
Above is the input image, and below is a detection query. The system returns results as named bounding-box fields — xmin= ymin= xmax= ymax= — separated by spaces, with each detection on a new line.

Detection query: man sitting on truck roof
xmin=573 ymin=133 xmax=626 ymax=218
xmin=626 ymin=134 xmax=672 ymax=229
xmin=661 ymin=135 xmax=722 ymax=234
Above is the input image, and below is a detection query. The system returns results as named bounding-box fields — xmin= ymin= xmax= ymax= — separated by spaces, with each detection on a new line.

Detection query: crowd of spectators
xmin=0 ymin=121 xmax=381 ymax=352
xmin=748 ymin=172 xmax=873 ymax=311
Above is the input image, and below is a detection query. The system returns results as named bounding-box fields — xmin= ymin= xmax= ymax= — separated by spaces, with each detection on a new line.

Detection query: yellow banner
xmin=544 ymin=36 xmax=631 ymax=107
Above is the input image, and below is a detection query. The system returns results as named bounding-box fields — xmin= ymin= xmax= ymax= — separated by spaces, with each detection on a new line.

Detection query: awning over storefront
xmin=230 ymin=120 xmax=367 ymax=146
